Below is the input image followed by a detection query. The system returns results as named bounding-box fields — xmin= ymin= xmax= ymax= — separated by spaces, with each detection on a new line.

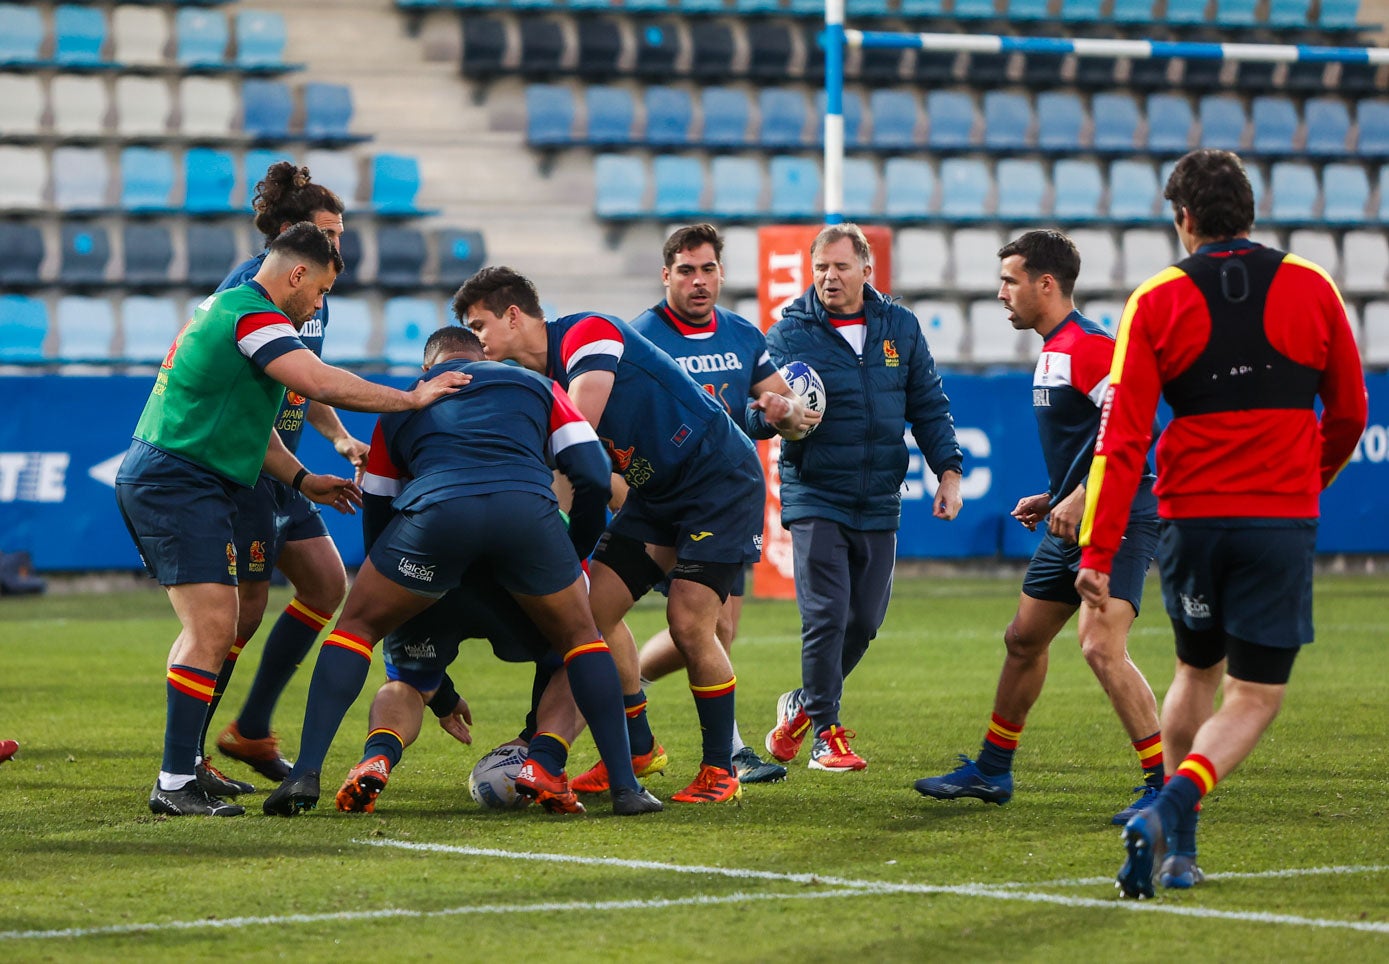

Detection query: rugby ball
xmin=778 ymin=361 xmax=827 ymax=441
xmin=468 ymin=743 xmax=533 ymax=810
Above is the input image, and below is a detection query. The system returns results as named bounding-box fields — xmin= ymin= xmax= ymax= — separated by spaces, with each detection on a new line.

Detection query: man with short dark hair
xmin=1077 ymin=149 xmax=1368 ymax=896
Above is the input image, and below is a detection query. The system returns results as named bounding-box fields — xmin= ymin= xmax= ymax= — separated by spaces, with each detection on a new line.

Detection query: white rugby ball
xmin=468 ymin=743 xmax=533 ymax=810
xmin=779 ymin=360 xmax=827 ymax=441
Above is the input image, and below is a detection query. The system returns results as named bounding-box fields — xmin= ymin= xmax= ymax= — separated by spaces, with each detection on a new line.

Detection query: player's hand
xmin=408 ymin=370 xmax=471 ymax=408
xmin=1076 ymin=567 xmax=1110 ymax=609
xmin=758 ymin=391 xmax=823 ymax=439
xmin=334 ymin=434 xmax=370 ymax=481
xmin=1047 ymin=486 xmax=1085 ymax=544
xmin=438 ymin=696 xmax=473 ymax=745
xmin=300 ymin=473 xmax=364 ymax=515
xmin=1011 ymin=493 xmax=1050 ymax=531
xmin=933 ymin=470 xmax=963 ymax=521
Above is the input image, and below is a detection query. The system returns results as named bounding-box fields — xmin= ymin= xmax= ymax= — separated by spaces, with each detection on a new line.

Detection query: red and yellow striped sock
xmin=1174 ymin=753 xmax=1218 ymax=796
xmin=286 ymin=597 xmax=334 ymax=631
xmin=977 ymin=712 xmax=1023 ymax=776
xmin=1133 ymin=731 xmax=1164 ymax=787
xmin=691 ymin=675 xmax=736 ymax=772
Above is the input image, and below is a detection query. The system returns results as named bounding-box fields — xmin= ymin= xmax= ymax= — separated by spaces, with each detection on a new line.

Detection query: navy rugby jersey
xmin=545 ymin=312 xmax=757 ymax=497
xmin=361 ymin=359 xmax=612 ymax=559
xmin=1032 ymin=311 xmax=1156 ymax=517
xmin=630 ymin=301 xmax=779 ymax=438
xmin=218 ymin=251 xmax=329 ymax=453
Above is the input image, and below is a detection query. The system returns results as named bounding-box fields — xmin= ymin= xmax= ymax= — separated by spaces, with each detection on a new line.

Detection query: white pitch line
xmin=989 ymin=864 xmax=1389 ymax=890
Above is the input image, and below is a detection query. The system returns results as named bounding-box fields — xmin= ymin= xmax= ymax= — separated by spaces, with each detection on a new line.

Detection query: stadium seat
xmin=848 ymin=0 xmax=894 ymax=15
xmin=575 ymin=18 xmax=623 ymax=79
xmin=1198 ymin=95 xmax=1246 ymax=151
xmin=58 ymin=223 xmax=109 ymax=286
xmin=55 ymin=296 xmax=116 ymax=364
xmin=1069 ymin=228 xmax=1119 ymax=287
xmin=1121 ymin=228 xmax=1177 ymax=286
xmin=869 ymin=90 xmax=921 ymax=150
xmin=1318 ymin=0 xmax=1362 ymax=30
xmin=969 ymin=299 xmax=1026 ymax=364
xmin=122 ymin=224 xmax=173 ymax=287
xmin=112 ymin=5 xmax=168 ymax=69
xmin=1145 ymin=94 xmax=1194 ymax=154
xmin=337 ymin=229 xmax=362 ymax=289
xmin=178 ymin=76 xmax=237 ymax=139
xmin=0 ymin=223 xmax=43 ymax=288
xmin=688 ymin=22 xmax=737 ymax=81
xmin=0 ymin=294 xmax=49 ymax=362
xmin=1284 ymin=60 xmax=1328 ymax=94
xmin=1020 ymin=51 xmax=1068 ymax=90
xmin=585 ymin=86 xmax=636 ymax=145
xmin=376 ymin=226 xmax=428 ymax=289
xmin=652 ymin=155 xmax=705 ymax=217
xmin=883 ymin=157 xmax=935 ymax=219
xmin=243 ymin=79 xmax=295 ymax=141
xmin=1342 ymin=229 xmax=1389 ymax=292
xmin=1165 ymin=0 xmax=1209 ymax=25
xmin=383 ymin=297 xmax=441 ymax=367
xmin=184 ymin=148 xmax=236 ymax=213
xmin=1092 ymin=93 xmax=1140 ymax=153
xmin=759 ymin=89 xmax=811 ymax=148
xmin=115 ymin=77 xmax=171 ymax=138
xmin=925 ymin=90 xmax=975 ymax=151
xmin=1268 ymin=162 xmax=1319 ymax=223
xmin=963 ymin=51 xmax=1011 ymax=87
xmin=235 ymin=10 xmax=289 ymax=69
xmin=1081 ymin=299 xmax=1126 ymax=334
xmin=982 ymin=91 xmax=1031 ymax=152
xmin=747 ymin=22 xmax=796 ymax=81
xmin=841 ymin=157 xmax=881 ymax=218
xmin=461 ymin=16 xmax=509 ymax=78
xmin=895 ymin=228 xmax=949 ymax=290
xmin=175 ymin=7 xmax=228 ymax=68
xmin=120 ymin=295 xmax=182 ymax=365
xmin=1108 ymin=159 xmax=1161 ymax=221
xmin=1111 ymin=0 xmax=1158 ymax=23
xmin=594 ymin=153 xmax=648 ymax=217
xmin=1288 ymin=229 xmax=1340 ymax=282
xmin=0 ymin=4 xmax=44 ymax=66
xmin=517 ymin=17 xmax=566 ymax=77
xmin=303 ymin=83 xmax=361 ymax=144
xmin=899 ymin=0 xmax=947 ymax=14
xmin=1233 ymin=59 xmax=1279 ymax=93
xmin=436 ymin=228 xmax=487 ymax=281
xmin=304 ymin=149 xmax=359 ymax=207
xmin=914 ymin=49 xmax=958 ymax=86
xmin=815 ymin=89 xmax=864 ymax=148
xmin=1304 ymin=97 xmax=1352 ymax=155
xmin=526 ymin=84 xmax=576 ymax=147
xmin=1363 ymin=301 xmax=1389 ymax=365
xmin=710 ymin=156 xmax=763 ymax=217
xmin=717 ymin=227 xmax=758 ymax=293
xmin=1250 ymin=96 xmax=1299 ymax=155
xmin=1127 ymin=55 xmax=1176 ymax=92
xmin=1355 ymin=100 xmax=1389 ymax=157
xmin=994 ymin=158 xmax=1046 ymax=220
xmin=1214 ymin=0 xmax=1258 ymax=25
xmin=185 ymin=224 xmax=239 ymax=288
xmin=1060 ymin=0 xmax=1104 ymax=19
xmin=320 ymin=296 xmax=375 ymax=366
xmin=855 ymin=42 xmax=905 ymax=86
xmin=938 ymin=158 xmax=990 ymax=220
xmin=951 ymin=227 xmax=1004 ymax=289
xmin=54 ymin=147 xmax=111 ymax=212
xmin=370 ymin=154 xmax=427 ymax=215
xmin=54 ymin=5 xmax=109 ymax=67
xmin=1267 ymin=0 xmax=1311 ymax=28
xmin=0 ymin=76 xmax=43 ymax=138
xmin=701 ymin=87 xmax=752 ymax=147
xmin=51 ymin=76 xmax=109 ymax=138
xmin=770 ymin=156 xmax=820 ymax=218
xmin=1052 ymin=159 xmax=1103 ymax=220
xmin=1036 ymin=92 xmax=1084 ymax=153
xmin=634 ymin=22 xmax=682 ymax=79
xmin=915 ymin=300 xmax=966 ymax=365
xmin=0 ymin=147 xmax=47 ymax=211
xmin=645 ymin=86 xmax=694 ymax=146
xmin=1322 ymin=163 xmax=1370 ymax=223
xmin=1376 ymin=165 xmax=1389 ymax=222
xmin=1073 ymin=55 xmax=1117 ymax=89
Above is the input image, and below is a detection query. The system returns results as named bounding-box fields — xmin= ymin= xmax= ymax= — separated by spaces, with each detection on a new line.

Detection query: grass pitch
xmin=0 ymin=574 xmax=1386 ymax=961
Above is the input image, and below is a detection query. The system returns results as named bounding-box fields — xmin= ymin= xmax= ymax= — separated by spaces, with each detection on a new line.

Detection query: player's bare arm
xmin=264 ymin=349 xmax=471 ymax=413
xmin=566 ymin=369 xmax=616 ymax=429
xmin=261 ymin=431 xmax=363 ymax=515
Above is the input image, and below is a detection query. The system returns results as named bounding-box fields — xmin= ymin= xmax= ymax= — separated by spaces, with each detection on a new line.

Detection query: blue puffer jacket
xmin=767 ymin=284 xmax=963 ymax=531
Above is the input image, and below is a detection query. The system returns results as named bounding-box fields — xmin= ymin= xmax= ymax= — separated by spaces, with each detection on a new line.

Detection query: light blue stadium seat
xmin=842 ymin=157 xmax=880 ymax=218
xmin=1250 ymin=96 xmax=1298 ymax=155
xmin=1146 ymin=94 xmax=1194 ymax=153
xmin=175 ymin=7 xmax=228 ymax=68
xmin=320 ymin=296 xmax=374 ymax=366
xmin=1198 ymin=95 xmax=1246 ymax=151
xmin=594 ymin=154 xmax=648 ymax=217
xmin=370 ymin=154 xmax=425 ymax=214
xmin=645 ymin=86 xmax=694 ymax=146
xmin=1214 ymin=0 xmax=1258 ymax=25
xmin=1165 ymin=0 xmax=1208 ymax=25
xmin=953 ymin=0 xmax=998 ymax=18
xmin=56 ymin=296 xmax=116 ymax=364
xmin=0 ymin=4 xmax=44 ymax=65
xmin=243 ymin=79 xmax=294 ymax=140
xmin=120 ymin=295 xmax=181 ymax=365
xmin=770 ymin=156 xmax=820 ymax=218
xmin=848 ymin=0 xmax=893 ymax=15
xmin=1322 ymin=162 xmax=1370 ymax=223
xmin=526 ymin=84 xmax=576 ymax=147
xmin=1052 ymin=158 xmax=1103 ymax=220
xmin=815 ymin=90 xmax=864 ymax=148
xmin=1108 ymin=159 xmax=1161 ymax=221
xmin=1268 ymin=162 xmax=1318 ymax=223
xmin=120 ymin=147 xmax=176 ymax=212
xmin=53 ymin=147 xmax=110 ymax=211
xmin=585 ymin=86 xmax=636 ymax=145
xmin=883 ymin=157 xmax=935 ymax=219
xmin=1317 ymin=0 xmax=1361 ymax=29
xmin=759 ymin=89 xmax=810 ymax=148
xmin=898 ymin=0 xmax=946 ymax=15
xmin=734 ymin=0 xmax=782 ymax=12
xmin=1036 ymin=92 xmax=1084 ymax=152
xmin=1267 ymin=0 xmax=1311 ymax=28
xmin=1246 ymin=161 xmax=1266 ymax=212
xmin=1009 ymin=0 xmax=1051 ymax=19
xmin=983 ymin=91 xmax=1031 ymax=152
xmin=1092 ymin=93 xmax=1140 ymax=152
xmin=1356 ymin=99 xmax=1389 ymax=156
xmin=925 ymin=90 xmax=975 ymax=150
xmin=710 ymin=156 xmax=763 ymax=217
xmin=0 ymin=294 xmax=48 ymax=362
xmin=242 ymin=149 xmax=292 ymax=210
xmin=652 ymin=155 xmax=704 ymax=216
xmin=869 ymin=90 xmax=920 ymax=149
xmin=995 ymin=158 xmax=1045 ymax=219
xmin=54 ymin=5 xmax=108 ymax=66
xmin=303 ymin=83 xmax=359 ymax=143
xmin=383 ymin=297 xmax=440 ymax=367
xmin=701 ymin=87 xmax=751 ymax=147
xmin=236 ymin=10 xmax=289 ymax=69
xmin=1305 ymin=97 xmax=1351 ymax=155
xmin=1111 ymin=0 xmax=1158 ymax=23
xmin=938 ymin=157 xmax=989 ymax=220
xmin=1060 ymin=0 xmax=1103 ymax=20
xmin=1379 ymin=167 xmax=1389 ymax=221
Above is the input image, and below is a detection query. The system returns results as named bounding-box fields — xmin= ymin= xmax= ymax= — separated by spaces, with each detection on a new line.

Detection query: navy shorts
xmin=1158 ymin=519 xmax=1316 ymax=650
xmin=610 ymin=435 xmax=764 ymax=566
xmin=1024 ymin=515 xmax=1158 ymax=613
xmin=115 ymin=441 xmax=240 ymax=587
xmin=652 ymin=565 xmax=748 ymax=600
xmin=232 ymin=476 xmax=329 ymax=582
xmin=370 ymin=489 xmax=581 ymax=599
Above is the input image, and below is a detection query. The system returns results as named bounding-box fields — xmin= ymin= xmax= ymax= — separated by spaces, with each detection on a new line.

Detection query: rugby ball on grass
xmin=778 ymin=360 xmax=827 ymax=441
xmin=468 ymin=743 xmax=533 ymax=810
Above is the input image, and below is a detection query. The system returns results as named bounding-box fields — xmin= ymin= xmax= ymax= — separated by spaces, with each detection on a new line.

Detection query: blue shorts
xmin=369 ymin=489 xmax=581 ymax=599
xmin=114 ymin=440 xmax=240 ymax=586
xmin=651 ymin=565 xmax=748 ymax=600
xmin=610 ymin=436 xmax=764 ymax=566
xmin=231 ymin=475 xmax=329 ymax=582
xmin=1024 ymin=515 xmax=1158 ymax=613
xmin=1158 ymin=519 xmax=1316 ymax=649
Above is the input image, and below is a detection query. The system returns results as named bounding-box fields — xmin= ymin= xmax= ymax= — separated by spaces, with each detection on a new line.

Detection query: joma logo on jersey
xmin=689 ymin=531 xmax=714 ymax=542
xmin=397 ymin=558 xmax=435 ymax=582
xmin=299 ymin=318 xmax=323 ymax=338
xmin=676 ymin=352 xmax=743 ymax=375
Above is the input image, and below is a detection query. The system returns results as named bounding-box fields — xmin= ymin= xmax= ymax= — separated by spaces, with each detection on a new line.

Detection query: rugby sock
xmin=196 ymin=637 xmax=246 ymax=757
xmin=624 ymin=689 xmax=656 ymax=757
xmin=518 ymin=663 xmax=550 ymax=744
xmin=1153 ymin=753 xmax=1217 ymax=838
xmin=237 ymin=598 xmax=333 ymax=740
xmin=565 ymin=641 xmax=638 ymax=791
xmin=527 ymin=732 xmax=570 ymax=777
xmin=731 ymin=719 xmax=747 ymax=754
xmin=161 ymin=664 xmax=218 ymax=790
xmin=361 ymin=728 xmax=405 ymax=769
xmin=290 ymin=630 xmax=373 ymax=778
xmin=1133 ymin=731 xmax=1165 ymax=789
xmin=976 ymin=713 xmax=1023 ymax=777
xmin=691 ymin=676 xmax=737 ymax=774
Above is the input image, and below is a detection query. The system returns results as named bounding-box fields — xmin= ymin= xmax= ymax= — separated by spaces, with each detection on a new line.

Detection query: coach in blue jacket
xmin=764 ymin=224 xmax=963 ymax=773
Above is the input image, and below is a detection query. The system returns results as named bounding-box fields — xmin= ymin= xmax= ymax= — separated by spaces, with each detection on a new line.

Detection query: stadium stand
xmin=0 ymin=295 xmax=49 ymax=362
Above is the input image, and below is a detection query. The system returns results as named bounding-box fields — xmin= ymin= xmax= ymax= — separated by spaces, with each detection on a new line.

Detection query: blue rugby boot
xmin=1159 ymin=852 xmax=1205 ymax=889
xmin=1111 ymin=784 xmax=1160 ymax=825
xmin=1117 ymin=808 xmax=1166 ymax=899
xmin=914 ymin=755 xmax=1013 ymax=805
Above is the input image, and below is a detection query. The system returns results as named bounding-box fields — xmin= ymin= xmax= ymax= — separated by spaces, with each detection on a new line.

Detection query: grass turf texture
xmin=0 ymin=574 xmax=1385 ymax=960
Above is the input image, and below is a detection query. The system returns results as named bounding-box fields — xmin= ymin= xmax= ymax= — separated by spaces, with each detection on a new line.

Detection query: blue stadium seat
xmin=175 ymin=7 xmax=228 ymax=68
xmin=121 ymin=296 xmax=181 ymax=365
xmin=1052 ymin=159 xmax=1103 ymax=220
xmin=688 ymin=22 xmax=736 ymax=82
xmin=370 ymin=154 xmax=427 ymax=215
xmin=303 ymin=83 xmax=361 ymax=144
xmin=184 ymin=148 xmax=236 ymax=213
xmin=746 ymin=22 xmax=795 ymax=81
xmin=735 ymin=0 xmax=782 ymax=13
xmin=1092 ymin=93 xmax=1140 ymax=153
xmin=983 ymin=91 xmax=1031 ymax=152
xmin=645 ymin=86 xmax=693 ymax=146
xmin=526 ymin=84 xmax=576 ymax=147
xmin=1108 ymin=159 xmax=1161 ymax=221
xmin=53 ymin=147 xmax=110 ymax=212
xmin=1317 ymin=0 xmax=1361 ymax=30
xmin=701 ymin=87 xmax=751 ymax=147
xmin=1250 ymin=96 xmax=1298 ymax=155
xmin=634 ymin=22 xmax=682 ymax=78
xmin=59 ymin=223 xmax=109 ymax=286
xmin=186 ymin=224 xmax=238 ymax=287
xmin=994 ymin=158 xmax=1046 ymax=220
xmin=575 ymin=17 xmax=622 ymax=79
xmin=1111 ymin=0 xmax=1158 ymax=23
xmin=898 ymin=0 xmax=946 ymax=15
xmin=816 ymin=90 xmax=864 ymax=148
xmin=461 ymin=16 xmax=508 ymax=79
xmin=869 ymin=90 xmax=920 ymax=150
xmin=1214 ymin=0 xmax=1258 ymax=26
xmin=0 ymin=223 xmax=44 ymax=288
xmin=320 ymin=296 xmax=374 ymax=366
xmin=1305 ymin=97 xmax=1351 ymax=155
xmin=242 ymin=149 xmax=292 ymax=210
xmin=336 ymin=229 xmax=362 ymax=289
xmin=1060 ymin=0 xmax=1104 ymax=21
xmin=1036 ymin=92 xmax=1085 ymax=152
xmin=54 ymin=5 xmax=108 ymax=67
xmin=376 ymin=226 xmax=428 ymax=289
xmin=1322 ymin=162 xmax=1370 ymax=223
xmin=1355 ymin=100 xmax=1389 ymax=157
xmin=584 ymin=86 xmax=636 ymax=145
xmin=122 ymin=224 xmax=173 ymax=287
xmin=1378 ymin=167 xmax=1389 ymax=221
xmin=594 ymin=154 xmax=648 ymax=217
xmin=56 ymin=296 xmax=116 ymax=364
xmin=759 ymin=89 xmax=810 ymax=148
xmin=1164 ymin=0 xmax=1209 ymax=25
xmin=848 ymin=0 xmax=894 ymax=14
xmin=0 ymin=4 xmax=44 ymax=66
xmin=1009 ymin=0 xmax=1051 ymax=19
xmin=1267 ymin=0 xmax=1311 ymax=28
xmin=1268 ymin=162 xmax=1318 ymax=223
xmin=436 ymin=228 xmax=487 ymax=281
xmin=842 ymin=157 xmax=880 ymax=218
xmin=1146 ymin=94 xmax=1194 ymax=154
xmin=938 ymin=157 xmax=989 ymax=220
xmin=242 ymin=79 xmax=294 ymax=141
xmin=1198 ymin=95 xmax=1246 ymax=151
xmin=925 ymin=90 xmax=975 ymax=150
xmin=235 ymin=10 xmax=290 ymax=69
xmin=953 ymin=0 xmax=998 ymax=18
xmin=652 ymin=155 xmax=704 ymax=216
xmin=770 ymin=156 xmax=820 ymax=218
xmin=0 ymin=295 xmax=49 ymax=362
xmin=883 ymin=157 xmax=935 ymax=219
xmin=710 ymin=156 xmax=763 ymax=217
xmin=383 ymin=297 xmax=440 ymax=367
